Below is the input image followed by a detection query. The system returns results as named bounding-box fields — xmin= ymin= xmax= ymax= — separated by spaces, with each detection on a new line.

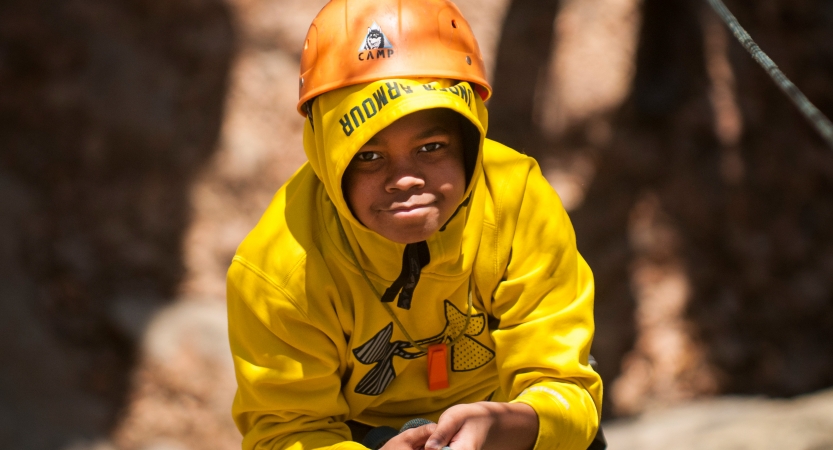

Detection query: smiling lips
xmin=381 ymin=194 xmax=438 ymax=213
xmin=386 ymin=202 xmax=435 ymax=213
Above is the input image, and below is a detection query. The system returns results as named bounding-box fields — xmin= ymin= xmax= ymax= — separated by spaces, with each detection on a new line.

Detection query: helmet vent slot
xmin=451 ymin=19 xmax=457 ymax=28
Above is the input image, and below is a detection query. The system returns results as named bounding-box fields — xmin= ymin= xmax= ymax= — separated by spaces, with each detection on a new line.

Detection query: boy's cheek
xmin=343 ymin=170 xmax=370 ymax=211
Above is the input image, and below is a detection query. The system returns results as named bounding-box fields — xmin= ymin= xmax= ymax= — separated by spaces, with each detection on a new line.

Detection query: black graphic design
xmin=443 ymin=301 xmax=495 ymax=372
xmin=365 ymin=29 xmax=384 ymax=49
xmin=352 ymin=323 xmax=423 ymax=395
xmin=352 ymin=301 xmax=496 ymax=396
xmin=358 ymin=22 xmax=393 ymax=52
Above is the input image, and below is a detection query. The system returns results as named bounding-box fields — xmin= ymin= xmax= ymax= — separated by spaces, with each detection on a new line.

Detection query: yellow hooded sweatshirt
xmin=227 ymin=79 xmax=602 ymax=450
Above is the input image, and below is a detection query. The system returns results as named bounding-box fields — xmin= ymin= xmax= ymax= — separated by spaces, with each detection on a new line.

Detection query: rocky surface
xmin=605 ymin=388 xmax=833 ymax=450
xmin=111 ymin=299 xmax=238 ymax=450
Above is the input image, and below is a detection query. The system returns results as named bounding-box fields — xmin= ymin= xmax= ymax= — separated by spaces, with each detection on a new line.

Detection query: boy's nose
xmin=385 ymin=160 xmax=426 ymax=192
xmin=385 ymin=154 xmax=425 ymax=192
xmin=386 ymin=173 xmax=425 ymax=192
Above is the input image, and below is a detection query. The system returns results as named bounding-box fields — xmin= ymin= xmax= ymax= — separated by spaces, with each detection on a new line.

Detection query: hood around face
xmin=303 ymin=78 xmax=488 ymax=226
xmin=302 ymin=79 xmax=489 ymax=282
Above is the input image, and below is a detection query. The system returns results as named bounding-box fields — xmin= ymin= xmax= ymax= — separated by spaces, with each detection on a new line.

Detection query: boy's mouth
xmin=383 ymin=194 xmax=438 ymax=213
xmin=386 ymin=202 xmax=435 ymax=213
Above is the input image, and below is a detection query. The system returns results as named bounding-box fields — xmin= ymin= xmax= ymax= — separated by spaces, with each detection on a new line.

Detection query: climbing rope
xmin=706 ymin=0 xmax=833 ymax=149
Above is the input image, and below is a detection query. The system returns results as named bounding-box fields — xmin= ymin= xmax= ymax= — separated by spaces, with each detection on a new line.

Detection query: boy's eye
xmin=354 ymin=151 xmax=381 ymax=162
xmin=419 ymin=143 xmax=443 ymax=152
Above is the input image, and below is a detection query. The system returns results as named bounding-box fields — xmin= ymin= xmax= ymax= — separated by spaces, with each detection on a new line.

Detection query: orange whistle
xmin=427 ymin=343 xmax=449 ymax=391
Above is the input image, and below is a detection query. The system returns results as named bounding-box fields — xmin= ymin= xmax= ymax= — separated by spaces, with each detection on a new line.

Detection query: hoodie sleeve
xmin=487 ymin=154 xmax=602 ymax=450
xmin=227 ymin=258 xmax=367 ymax=450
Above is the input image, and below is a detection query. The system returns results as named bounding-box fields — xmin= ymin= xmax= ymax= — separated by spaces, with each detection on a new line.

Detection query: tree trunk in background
xmin=574 ymin=0 xmax=833 ymax=416
xmin=487 ymin=0 xmax=560 ymax=159
xmin=692 ymin=0 xmax=833 ymax=397
xmin=0 ymin=0 xmax=234 ymax=445
xmin=573 ymin=0 xmax=719 ymax=417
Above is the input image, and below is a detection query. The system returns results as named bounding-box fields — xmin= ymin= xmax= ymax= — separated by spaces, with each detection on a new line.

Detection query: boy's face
xmin=343 ymin=109 xmax=467 ymax=244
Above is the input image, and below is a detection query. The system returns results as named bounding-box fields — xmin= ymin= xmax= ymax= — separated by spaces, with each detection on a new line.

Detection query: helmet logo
xmin=358 ymin=22 xmax=394 ymax=61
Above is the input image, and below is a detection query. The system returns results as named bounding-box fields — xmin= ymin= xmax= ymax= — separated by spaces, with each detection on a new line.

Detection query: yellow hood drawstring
xmin=380 ymin=241 xmax=430 ymax=310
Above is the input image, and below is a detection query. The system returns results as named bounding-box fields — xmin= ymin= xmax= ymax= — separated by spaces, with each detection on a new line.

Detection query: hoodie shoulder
xmin=232 ymin=163 xmax=323 ymax=293
xmin=482 ymin=138 xmax=529 ymax=165
xmin=481 ymin=138 xmax=540 ymax=188
xmin=480 ymin=139 xmax=540 ymax=219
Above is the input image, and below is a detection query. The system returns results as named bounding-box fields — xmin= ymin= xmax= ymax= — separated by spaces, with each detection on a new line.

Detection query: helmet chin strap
xmin=303 ymin=100 xmax=315 ymax=131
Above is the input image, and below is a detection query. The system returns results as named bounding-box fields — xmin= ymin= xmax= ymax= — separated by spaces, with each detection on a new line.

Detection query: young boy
xmin=226 ymin=1 xmax=602 ymax=449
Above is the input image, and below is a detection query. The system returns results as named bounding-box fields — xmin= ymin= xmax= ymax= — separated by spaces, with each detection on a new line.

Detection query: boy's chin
xmin=375 ymin=219 xmax=442 ymax=244
xmin=367 ymin=209 xmax=445 ymax=244
xmin=379 ymin=226 xmax=438 ymax=244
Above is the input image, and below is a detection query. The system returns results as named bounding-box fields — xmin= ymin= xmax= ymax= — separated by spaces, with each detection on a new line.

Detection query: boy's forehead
xmin=363 ymin=125 xmax=449 ymax=146
xmin=362 ymin=110 xmax=460 ymax=146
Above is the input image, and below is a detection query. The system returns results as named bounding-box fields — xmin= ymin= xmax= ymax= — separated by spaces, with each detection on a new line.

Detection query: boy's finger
xmin=396 ymin=424 xmax=437 ymax=449
xmin=424 ymin=417 xmax=463 ymax=450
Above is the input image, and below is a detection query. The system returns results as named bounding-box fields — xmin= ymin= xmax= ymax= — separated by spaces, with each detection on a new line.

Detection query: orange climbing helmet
xmin=297 ymin=0 xmax=492 ymax=116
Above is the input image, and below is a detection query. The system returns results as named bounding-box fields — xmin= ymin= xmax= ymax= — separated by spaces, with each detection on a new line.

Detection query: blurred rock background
xmin=0 ymin=0 xmax=831 ymax=448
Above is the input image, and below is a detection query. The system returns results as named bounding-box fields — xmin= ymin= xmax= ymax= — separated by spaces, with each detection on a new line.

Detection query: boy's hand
xmin=423 ymin=402 xmax=538 ymax=450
